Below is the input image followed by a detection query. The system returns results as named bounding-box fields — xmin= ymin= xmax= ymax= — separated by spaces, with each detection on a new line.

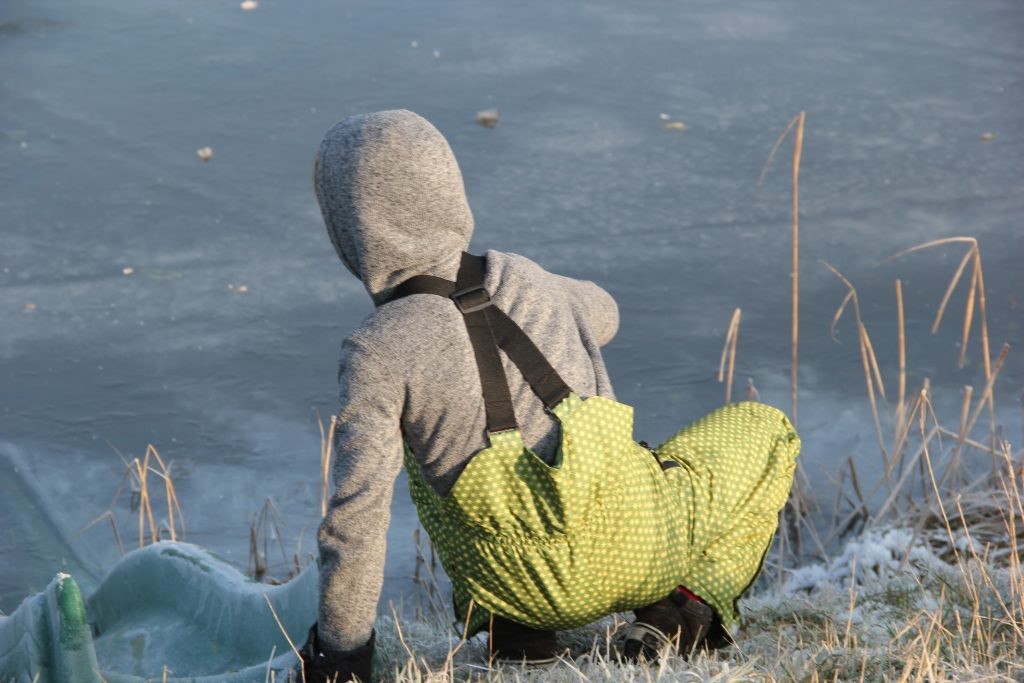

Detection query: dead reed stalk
xmin=82 ymin=510 xmax=125 ymax=556
xmin=249 ymin=497 xmax=292 ymax=582
xmin=886 ymin=237 xmax=998 ymax=449
xmin=823 ymin=261 xmax=889 ymax=466
xmin=412 ymin=525 xmax=446 ymax=619
xmin=264 ymin=594 xmax=305 ymax=683
xmin=717 ymin=307 xmax=742 ymax=404
xmin=760 ymin=111 xmax=805 ymax=423
xmin=146 ymin=445 xmax=185 ymax=542
xmin=317 ymin=410 xmax=337 ymax=518
xmin=896 ymin=279 xmax=907 ymax=442
xmin=791 ymin=112 xmax=805 ymax=425
xmin=89 ymin=443 xmax=184 ymax=549
xmin=132 ymin=450 xmax=157 ymax=547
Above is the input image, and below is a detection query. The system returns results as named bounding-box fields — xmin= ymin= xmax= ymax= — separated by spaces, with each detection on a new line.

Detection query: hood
xmin=314 ymin=110 xmax=475 ymax=305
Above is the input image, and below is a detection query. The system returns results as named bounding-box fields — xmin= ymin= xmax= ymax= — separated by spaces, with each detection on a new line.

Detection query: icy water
xmin=1 ymin=0 xmax=1022 ymax=614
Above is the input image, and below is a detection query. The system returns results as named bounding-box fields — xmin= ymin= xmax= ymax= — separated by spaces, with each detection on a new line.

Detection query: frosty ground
xmin=364 ymin=523 xmax=1023 ymax=682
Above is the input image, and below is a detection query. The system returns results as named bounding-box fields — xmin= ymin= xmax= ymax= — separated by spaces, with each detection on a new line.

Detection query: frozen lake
xmin=2 ymin=0 xmax=1022 ymax=615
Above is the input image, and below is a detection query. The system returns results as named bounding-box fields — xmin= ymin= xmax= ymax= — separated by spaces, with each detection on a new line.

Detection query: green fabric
xmin=405 ymin=397 xmax=799 ymax=634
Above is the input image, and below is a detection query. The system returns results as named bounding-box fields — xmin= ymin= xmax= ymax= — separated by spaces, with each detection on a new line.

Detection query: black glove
xmin=297 ymin=624 xmax=374 ymax=683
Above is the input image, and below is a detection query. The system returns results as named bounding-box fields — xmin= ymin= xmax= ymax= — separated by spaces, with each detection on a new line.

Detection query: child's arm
xmin=316 ymin=334 xmax=404 ymax=655
xmin=502 ymin=252 xmax=620 ymax=348
xmin=544 ymin=272 xmax=620 ymax=348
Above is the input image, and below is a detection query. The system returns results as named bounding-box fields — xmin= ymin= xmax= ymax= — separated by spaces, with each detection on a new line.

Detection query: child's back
xmin=312 ymin=110 xmax=620 ymax=654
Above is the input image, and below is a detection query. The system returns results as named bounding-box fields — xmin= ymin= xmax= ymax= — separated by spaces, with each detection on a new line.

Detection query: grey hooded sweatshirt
xmin=313 ymin=110 xmax=620 ymax=653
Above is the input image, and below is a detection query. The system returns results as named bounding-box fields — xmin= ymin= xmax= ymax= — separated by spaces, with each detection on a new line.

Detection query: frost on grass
xmin=737 ymin=527 xmax=1023 ymax=682
xmin=369 ymin=527 xmax=1023 ymax=682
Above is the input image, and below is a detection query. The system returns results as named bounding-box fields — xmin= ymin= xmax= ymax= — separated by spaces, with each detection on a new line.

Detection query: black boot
xmin=704 ymin=611 xmax=734 ymax=651
xmin=488 ymin=616 xmax=559 ymax=666
xmin=622 ymin=591 xmax=714 ymax=662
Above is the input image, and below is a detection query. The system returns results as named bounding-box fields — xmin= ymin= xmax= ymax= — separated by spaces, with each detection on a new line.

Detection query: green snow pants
xmin=406 ymin=396 xmax=800 ymax=634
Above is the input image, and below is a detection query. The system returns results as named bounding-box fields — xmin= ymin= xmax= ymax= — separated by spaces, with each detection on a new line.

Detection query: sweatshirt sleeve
xmin=316 ymin=333 xmax=405 ymax=653
xmin=546 ymin=272 xmax=620 ymax=347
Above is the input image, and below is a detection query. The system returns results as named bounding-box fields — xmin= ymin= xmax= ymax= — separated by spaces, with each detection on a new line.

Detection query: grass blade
xmin=717 ymin=308 xmax=742 ymax=404
xmin=791 ymin=111 xmax=805 ymax=424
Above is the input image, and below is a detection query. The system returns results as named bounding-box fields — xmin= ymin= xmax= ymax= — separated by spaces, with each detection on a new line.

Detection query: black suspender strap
xmin=386 ymin=252 xmax=573 ymax=433
xmin=391 ymin=274 xmax=454 ymax=300
xmin=454 ymin=253 xmax=517 ymax=432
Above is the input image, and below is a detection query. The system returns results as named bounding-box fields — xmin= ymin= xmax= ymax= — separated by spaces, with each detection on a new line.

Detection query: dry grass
xmin=248 ymin=408 xmax=336 ymax=583
xmin=248 ymin=496 xmax=306 ymax=583
xmin=886 ymin=237 xmax=998 ymax=450
xmin=790 ymin=111 xmax=805 ymax=426
xmin=85 ymin=443 xmax=184 ymax=553
xmin=266 ymin=594 xmax=307 ymax=683
xmin=761 ymin=111 xmax=806 ymax=425
xmin=717 ymin=308 xmax=742 ymax=405
xmin=821 ymin=261 xmax=889 ymax=465
xmin=318 ymin=409 xmax=337 ymax=518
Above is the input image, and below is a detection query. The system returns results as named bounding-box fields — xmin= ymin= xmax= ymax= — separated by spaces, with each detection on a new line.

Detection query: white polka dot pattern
xmin=404 ymin=397 xmax=800 ymax=634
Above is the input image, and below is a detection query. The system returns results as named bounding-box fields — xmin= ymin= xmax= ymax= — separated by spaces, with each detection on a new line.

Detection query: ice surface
xmin=0 ymin=446 xmax=104 ymax=609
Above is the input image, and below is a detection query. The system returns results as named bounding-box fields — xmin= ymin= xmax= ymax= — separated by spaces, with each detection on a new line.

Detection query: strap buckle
xmin=450 ymin=284 xmax=493 ymax=314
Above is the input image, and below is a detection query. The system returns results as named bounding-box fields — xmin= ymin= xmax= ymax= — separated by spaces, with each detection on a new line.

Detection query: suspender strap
xmin=391 ymin=274 xmax=455 ymax=300
xmin=386 ymin=253 xmax=573 ymax=433
xmin=455 ymin=253 xmax=518 ymax=432
xmin=487 ymin=301 xmax=573 ymax=410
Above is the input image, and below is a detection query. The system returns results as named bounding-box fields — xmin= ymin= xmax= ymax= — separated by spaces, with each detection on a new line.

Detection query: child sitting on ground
xmin=300 ymin=110 xmax=800 ymax=682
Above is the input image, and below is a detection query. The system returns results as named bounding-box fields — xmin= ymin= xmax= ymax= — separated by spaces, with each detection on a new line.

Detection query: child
xmin=301 ymin=110 xmax=800 ymax=682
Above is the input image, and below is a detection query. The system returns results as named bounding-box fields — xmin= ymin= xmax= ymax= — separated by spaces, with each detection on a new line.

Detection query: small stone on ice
xmin=240 ymin=0 xmax=258 ymax=10
xmin=24 ymin=303 xmax=37 ymax=312
xmin=659 ymin=113 xmax=671 ymax=121
xmin=433 ymin=50 xmax=441 ymax=58
xmin=663 ymin=121 xmax=687 ymax=131
xmin=476 ymin=109 xmax=500 ymax=128
xmin=122 ymin=267 xmax=134 ymax=276
xmin=196 ymin=146 xmax=213 ymax=162
xmin=980 ymin=132 xmax=995 ymax=142
xmin=20 ymin=141 xmax=28 ymax=149
xmin=410 ymin=41 xmax=419 ymax=48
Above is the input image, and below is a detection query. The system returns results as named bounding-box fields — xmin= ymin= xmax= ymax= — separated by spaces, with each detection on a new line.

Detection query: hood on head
xmin=314 ymin=110 xmax=475 ymax=305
